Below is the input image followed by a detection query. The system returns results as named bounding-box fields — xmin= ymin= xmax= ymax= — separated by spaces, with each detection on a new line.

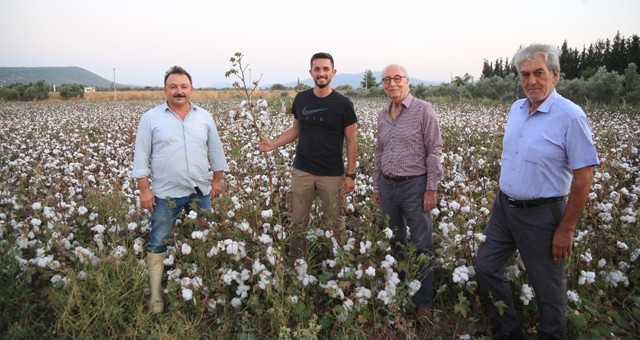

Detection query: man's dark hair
xmin=310 ymin=52 xmax=334 ymax=69
xmin=164 ymin=66 xmax=193 ymax=85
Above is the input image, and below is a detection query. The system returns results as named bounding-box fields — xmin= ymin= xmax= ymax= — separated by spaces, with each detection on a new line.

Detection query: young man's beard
xmin=314 ymin=77 xmax=330 ymax=88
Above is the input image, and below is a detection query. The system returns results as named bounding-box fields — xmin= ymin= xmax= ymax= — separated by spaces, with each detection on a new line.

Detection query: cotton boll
xmin=182 ymin=287 xmax=193 ymax=301
xmin=231 ymin=297 xmax=242 ymax=308
xmin=519 ymin=284 xmax=534 ymax=305
xmin=383 ymin=227 xmax=393 ymax=239
xmin=181 ymin=243 xmax=192 ymax=255
xmin=133 ymin=238 xmax=145 ymax=255
xmin=365 ymin=266 xmax=376 ymax=277
xmin=261 ymin=209 xmax=273 ymax=219
xmin=567 ymin=290 xmax=581 ymax=304
xmin=191 ymin=231 xmax=204 ymax=240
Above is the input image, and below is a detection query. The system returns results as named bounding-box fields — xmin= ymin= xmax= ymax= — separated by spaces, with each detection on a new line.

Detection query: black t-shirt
xmin=291 ymin=89 xmax=357 ymax=176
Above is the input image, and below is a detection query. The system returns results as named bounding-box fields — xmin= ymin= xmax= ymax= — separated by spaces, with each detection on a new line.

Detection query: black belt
xmin=383 ymin=174 xmax=426 ymax=182
xmin=194 ymin=187 xmax=203 ymax=195
xmin=502 ymin=192 xmax=566 ymax=208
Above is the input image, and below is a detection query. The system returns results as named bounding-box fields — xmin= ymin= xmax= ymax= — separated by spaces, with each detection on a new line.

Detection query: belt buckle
xmin=506 ymin=197 xmax=519 ymax=208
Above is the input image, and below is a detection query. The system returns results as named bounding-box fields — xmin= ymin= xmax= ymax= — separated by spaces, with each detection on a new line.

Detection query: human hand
xmin=372 ymin=192 xmax=381 ymax=205
xmin=210 ymin=178 xmax=223 ymax=199
xmin=139 ymin=188 xmax=155 ymax=212
xmin=343 ymin=177 xmax=355 ymax=194
xmin=552 ymin=226 xmax=574 ymax=260
xmin=258 ymin=135 xmax=275 ymax=152
xmin=423 ymin=190 xmax=437 ymax=212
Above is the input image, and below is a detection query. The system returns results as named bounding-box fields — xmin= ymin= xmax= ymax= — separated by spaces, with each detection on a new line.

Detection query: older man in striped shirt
xmin=372 ymin=64 xmax=444 ymax=322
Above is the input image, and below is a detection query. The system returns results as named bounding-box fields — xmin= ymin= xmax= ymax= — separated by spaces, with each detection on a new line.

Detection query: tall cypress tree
xmin=481 ymin=59 xmax=494 ymax=78
xmin=560 ymin=40 xmax=580 ymax=79
xmin=610 ymin=32 xmax=627 ymax=74
xmin=626 ymin=35 xmax=640 ymax=69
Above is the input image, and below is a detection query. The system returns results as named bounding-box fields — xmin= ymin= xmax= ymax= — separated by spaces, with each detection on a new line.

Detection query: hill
xmin=284 ymin=71 xmax=441 ymax=88
xmin=1 ymin=67 xmax=443 ymax=90
xmin=0 ymin=66 xmax=123 ymax=88
xmin=216 ymin=72 xmax=443 ymax=89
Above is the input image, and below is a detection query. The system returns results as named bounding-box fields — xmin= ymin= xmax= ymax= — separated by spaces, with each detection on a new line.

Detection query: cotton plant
xmin=294 ymin=258 xmax=317 ymax=287
xmin=452 ymin=265 xmax=476 ymax=286
xmin=1 ymin=100 xmax=639 ymax=337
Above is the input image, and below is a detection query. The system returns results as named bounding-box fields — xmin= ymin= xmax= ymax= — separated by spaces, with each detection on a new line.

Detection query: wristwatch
xmin=345 ymin=173 xmax=356 ymax=180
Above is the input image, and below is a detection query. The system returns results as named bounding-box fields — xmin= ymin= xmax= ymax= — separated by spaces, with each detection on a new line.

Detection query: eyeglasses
xmin=381 ymin=75 xmax=407 ymax=85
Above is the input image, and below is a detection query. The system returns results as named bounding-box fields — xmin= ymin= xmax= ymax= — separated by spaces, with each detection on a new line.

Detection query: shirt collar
xmin=522 ymin=89 xmax=559 ymax=114
xmin=388 ymin=93 xmax=414 ymax=113
xmin=162 ymin=101 xmax=196 ymax=113
xmin=401 ymin=93 xmax=414 ymax=109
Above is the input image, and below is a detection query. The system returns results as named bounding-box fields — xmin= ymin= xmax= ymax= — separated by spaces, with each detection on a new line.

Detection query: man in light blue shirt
xmin=475 ymin=44 xmax=599 ymax=339
xmin=130 ymin=66 xmax=228 ymax=314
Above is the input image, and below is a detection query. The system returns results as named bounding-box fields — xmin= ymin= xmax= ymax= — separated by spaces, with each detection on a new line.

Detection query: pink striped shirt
xmin=373 ymin=94 xmax=443 ymax=192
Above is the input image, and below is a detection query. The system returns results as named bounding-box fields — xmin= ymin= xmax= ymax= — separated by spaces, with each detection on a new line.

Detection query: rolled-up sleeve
xmin=423 ymin=103 xmax=443 ymax=191
xmin=207 ymin=117 xmax=229 ymax=172
xmin=130 ymin=113 xmax=152 ymax=179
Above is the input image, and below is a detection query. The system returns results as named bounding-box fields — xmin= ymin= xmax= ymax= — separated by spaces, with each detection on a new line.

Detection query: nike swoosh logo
xmin=301 ymin=107 xmax=328 ymax=115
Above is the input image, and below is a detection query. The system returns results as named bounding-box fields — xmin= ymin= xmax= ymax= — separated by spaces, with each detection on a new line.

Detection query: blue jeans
xmin=379 ymin=175 xmax=434 ymax=309
xmin=146 ymin=193 xmax=211 ymax=253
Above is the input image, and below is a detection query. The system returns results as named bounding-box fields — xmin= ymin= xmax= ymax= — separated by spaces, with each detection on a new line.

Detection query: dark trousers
xmin=476 ymin=192 xmax=568 ymax=339
xmin=379 ymin=175 xmax=433 ymax=309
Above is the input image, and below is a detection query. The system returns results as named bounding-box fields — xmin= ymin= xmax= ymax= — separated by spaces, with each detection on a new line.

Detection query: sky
xmin=1 ymin=0 xmax=639 ymax=88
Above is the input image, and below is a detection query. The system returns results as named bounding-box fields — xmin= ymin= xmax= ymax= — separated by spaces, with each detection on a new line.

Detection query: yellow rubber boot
xmin=146 ymin=252 xmax=166 ymax=314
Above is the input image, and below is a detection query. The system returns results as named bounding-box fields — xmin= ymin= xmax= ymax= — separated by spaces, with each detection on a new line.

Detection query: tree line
xmin=421 ymin=61 xmax=640 ymax=107
xmin=448 ymin=32 xmax=640 ymax=106
xmin=0 ymin=82 xmax=86 ymax=101
xmin=482 ymin=32 xmax=640 ymax=80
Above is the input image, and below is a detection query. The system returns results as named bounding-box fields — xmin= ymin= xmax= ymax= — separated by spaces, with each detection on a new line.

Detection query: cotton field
xmin=0 ymin=98 xmax=638 ymax=338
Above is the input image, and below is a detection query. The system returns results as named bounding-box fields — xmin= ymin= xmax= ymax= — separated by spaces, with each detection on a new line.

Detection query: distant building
xmin=84 ymin=86 xmax=96 ymax=92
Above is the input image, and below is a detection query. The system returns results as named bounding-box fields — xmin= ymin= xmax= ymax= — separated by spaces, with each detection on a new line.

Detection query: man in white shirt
xmin=130 ymin=66 xmax=228 ymax=314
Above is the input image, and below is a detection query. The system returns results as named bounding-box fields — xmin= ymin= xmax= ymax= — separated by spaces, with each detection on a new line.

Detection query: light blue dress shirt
xmin=130 ymin=102 xmax=228 ymax=198
xmin=499 ymin=90 xmax=599 ymax=200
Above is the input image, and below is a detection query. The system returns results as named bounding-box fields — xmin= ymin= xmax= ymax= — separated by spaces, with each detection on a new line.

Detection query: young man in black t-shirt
xmin=258 ymin=52 xmax=357 ymax=259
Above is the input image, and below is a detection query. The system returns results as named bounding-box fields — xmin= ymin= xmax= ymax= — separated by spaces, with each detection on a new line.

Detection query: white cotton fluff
xmin=567 ymin=290 xmax=581 ymax=303
xmin=182 ymin=288 xmax=193 ymax=301
xmin=181 ymin=243 xmax=192 ymax=255
xmin=578 ymin=270 xmax=596 ymax=285
xmin=519 ymin=284 xmax=534 ymax=305
xmin=261 ymin=209 xmax=273 ymax=218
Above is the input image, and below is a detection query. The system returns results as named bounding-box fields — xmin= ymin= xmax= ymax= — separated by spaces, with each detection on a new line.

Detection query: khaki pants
xmin=288 ymin=168 xmax=345 ymax=258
